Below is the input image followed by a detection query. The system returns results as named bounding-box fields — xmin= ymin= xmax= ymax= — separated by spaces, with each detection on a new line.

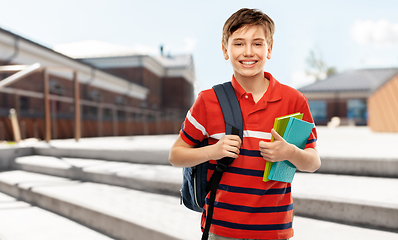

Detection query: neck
xmin=234 ymin=72 xmax=269 ymax=102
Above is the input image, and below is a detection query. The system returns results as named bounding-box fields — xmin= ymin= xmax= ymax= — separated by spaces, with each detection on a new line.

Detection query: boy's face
xmin=222 ymin=25 xmax=272 ymax=80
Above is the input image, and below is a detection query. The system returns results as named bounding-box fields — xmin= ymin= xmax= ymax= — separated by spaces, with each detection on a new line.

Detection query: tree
xmin=306 ymin=49 xmax=337 ymax=81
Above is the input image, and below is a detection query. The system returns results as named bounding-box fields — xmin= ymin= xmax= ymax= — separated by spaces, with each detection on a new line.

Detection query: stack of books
xmin=262 ymin=113 xmax=314 ymax=183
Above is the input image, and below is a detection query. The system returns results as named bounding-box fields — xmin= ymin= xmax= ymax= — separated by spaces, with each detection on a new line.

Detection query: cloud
xmin=162 ymin=37 xmax=198 ymax=55
xmin=53 ymin=40 xmax=159 ymax=58
xmin=359 ymin=56 xmax=398 ymax=68
xmin=183 ymin=37 xmax=198 ymax=53
xmin=351 ymin=19 xmax=398 ymax=46
xmin=290 ymin=71 xmax=316 ymax=89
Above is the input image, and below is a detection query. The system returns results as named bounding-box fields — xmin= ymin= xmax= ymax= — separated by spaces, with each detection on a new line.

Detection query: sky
xmin=1 ymin=0 xmax=398 ymax=94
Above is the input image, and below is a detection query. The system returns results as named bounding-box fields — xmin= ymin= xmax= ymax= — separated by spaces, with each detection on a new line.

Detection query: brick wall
xmin=102 ymin=66 xmax=164 ymax=110
xmin=0 ymin=62 xmax=187 ymax=140
xmin=162 ymin=77 xmax=194 ymax=113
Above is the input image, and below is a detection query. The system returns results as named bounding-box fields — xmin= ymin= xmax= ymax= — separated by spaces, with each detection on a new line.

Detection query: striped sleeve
xmin=180 ymin=91 xmax=209 ymax=146
xmin=299 ymin=94 xmax=318 ymax=149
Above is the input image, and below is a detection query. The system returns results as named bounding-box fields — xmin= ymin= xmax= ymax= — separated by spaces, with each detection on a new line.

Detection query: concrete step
xmin=10 ymin=155 xmax=398 ymax=232
xmin=0 ymin=170 xmax=397 ymax=240
xmin=292 ymin=173 xmax=398 ymax=231
xmin=12 ymin=155 xmax=181 ymax=196
xmin=0 ymin=191 xmax=114 ymax=240
xmin=291 ymin=216 xmax=398 ymax=240
xmin=29 ymin=135 xmax=176 ymax=165
xmin=12 ymin=132 xmax=397 ymax=177
xmin=315 ymin=126 xmax=398 ymax=177
xmin=0 ymin=170 xmax=202 ymax=240
xmin=315 ymin=156 xmax=398 ymax=178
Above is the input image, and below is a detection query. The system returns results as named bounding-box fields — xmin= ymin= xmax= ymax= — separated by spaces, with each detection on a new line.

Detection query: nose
xmin=243 ymin=45 xmax=254 ymax=57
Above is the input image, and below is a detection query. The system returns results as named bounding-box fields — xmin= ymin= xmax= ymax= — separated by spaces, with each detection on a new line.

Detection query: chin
xmin=239 ymin=70 xmax=263 ymax=78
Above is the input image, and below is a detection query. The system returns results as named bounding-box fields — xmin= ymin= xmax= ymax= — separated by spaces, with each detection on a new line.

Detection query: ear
xmin=222 ymin=44 xmax=229 ymax=60
xmin=267 ymin=43 xmax=273 ymax=59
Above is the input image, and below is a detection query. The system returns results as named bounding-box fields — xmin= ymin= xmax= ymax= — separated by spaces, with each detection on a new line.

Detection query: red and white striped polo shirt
xmin=180 ymin=72 xmax=317 ymax=239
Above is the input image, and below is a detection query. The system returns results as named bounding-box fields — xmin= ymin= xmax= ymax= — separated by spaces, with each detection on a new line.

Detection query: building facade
xmin=0 ymin=28 xmax=195 ymax=141
xmin=298 ymin=68 xmax=398 ymax=132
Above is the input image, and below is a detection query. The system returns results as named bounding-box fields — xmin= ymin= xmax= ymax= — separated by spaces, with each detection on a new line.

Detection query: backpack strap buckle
xmin=216 ymin=161 xmax=228 ymax=172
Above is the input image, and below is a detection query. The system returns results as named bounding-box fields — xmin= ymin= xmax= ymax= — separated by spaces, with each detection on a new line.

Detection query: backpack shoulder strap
xmin=201 ymin=82 xmax=243 ymax=240
xmin=212 ymin=82 xmax=243 ymax=140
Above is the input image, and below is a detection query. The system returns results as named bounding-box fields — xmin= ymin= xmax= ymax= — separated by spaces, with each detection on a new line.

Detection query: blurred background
xmin=1 ymin=0 xmax=398 ymax=140
xmin=0 ymin=0 xmax=397 ymax=240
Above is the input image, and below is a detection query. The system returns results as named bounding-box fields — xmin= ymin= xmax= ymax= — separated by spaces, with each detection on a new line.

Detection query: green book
xmin=268 ymin=117 xmax=314 ymax=183
xmin=263 ymin=113 xmax=303 ymax=182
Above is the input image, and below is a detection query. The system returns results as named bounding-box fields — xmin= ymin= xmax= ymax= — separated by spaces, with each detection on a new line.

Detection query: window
xmin=104 ymin=108 xmax=113 ymax=120
xmin=117 ymin=110 xmax=126 ymax=120
xmin=20 ymin=96 xmax=29 ymax=111
xmin=308 ymin=100 xmax=327 ymax=122
xmin=88 ymin=90 xmax=103 ymax=102
xmin=347 ymin=99 xmax=367 ymax=124
xmin=49 ymin=79 xmax=65 ymax=95
xmin=88 ymin=106 xmax=98 ymax=117
xmin=115 ymin=96 xmax=126 ymax=105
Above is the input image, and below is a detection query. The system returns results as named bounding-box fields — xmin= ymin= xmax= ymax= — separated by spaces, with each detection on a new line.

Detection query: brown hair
xmin=222 ymin=8 xmax=275 ymax=47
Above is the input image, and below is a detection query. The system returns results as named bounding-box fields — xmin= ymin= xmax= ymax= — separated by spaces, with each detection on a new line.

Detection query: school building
xmin=0 ymin=27 xmax=195 ymax=141
xmin=298 ymin=68 xmax=398 ymax=132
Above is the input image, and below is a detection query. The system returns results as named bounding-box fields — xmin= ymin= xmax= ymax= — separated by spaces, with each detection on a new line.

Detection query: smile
xmin=240 ymin=61 xmax=257 ymax=65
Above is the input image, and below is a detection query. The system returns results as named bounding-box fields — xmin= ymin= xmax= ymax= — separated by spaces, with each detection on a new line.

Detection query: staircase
xmin=0 ymin=128 xmax=397 ymax=240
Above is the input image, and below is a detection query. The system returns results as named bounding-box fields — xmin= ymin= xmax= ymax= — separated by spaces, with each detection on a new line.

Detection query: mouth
xmin=240 ymin=60 xmax=257 ymax=66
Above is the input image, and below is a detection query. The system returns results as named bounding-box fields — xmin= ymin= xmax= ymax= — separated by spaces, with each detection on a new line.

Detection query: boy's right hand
xmin=210 ymin=135 xmax=241 ymax=160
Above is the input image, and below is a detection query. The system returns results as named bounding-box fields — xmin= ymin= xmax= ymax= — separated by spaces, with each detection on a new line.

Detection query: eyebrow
xmin=232 ymin=38 xmax=265 ymax=41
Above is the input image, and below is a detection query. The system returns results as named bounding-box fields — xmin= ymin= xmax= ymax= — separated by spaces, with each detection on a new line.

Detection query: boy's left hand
xmin=259 ymin=129 xmax=295 ymax=162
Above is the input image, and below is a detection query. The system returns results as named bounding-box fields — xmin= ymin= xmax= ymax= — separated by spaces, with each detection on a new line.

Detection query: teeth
xmin=242 ymin=61 xmax=256 ymax=65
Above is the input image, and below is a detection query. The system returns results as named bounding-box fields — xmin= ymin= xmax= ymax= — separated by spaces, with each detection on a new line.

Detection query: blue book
xmin=263 ymin=112 xmax=303 ymax=182
xmin=268 ymin=117 xmax=314 ymax=183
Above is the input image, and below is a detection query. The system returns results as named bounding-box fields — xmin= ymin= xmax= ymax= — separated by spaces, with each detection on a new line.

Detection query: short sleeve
xmin=179 ymin=91 xmax=209 ymax=146
xmin=299 ymin=94 xmax=318 ymax=149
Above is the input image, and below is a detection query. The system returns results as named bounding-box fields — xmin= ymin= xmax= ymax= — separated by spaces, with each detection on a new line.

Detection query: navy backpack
xmin=180 ymin=81 xmax=243 ymax=240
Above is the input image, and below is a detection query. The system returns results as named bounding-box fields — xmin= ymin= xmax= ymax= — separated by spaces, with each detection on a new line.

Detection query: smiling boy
xmin=169 ymin=8 xmax=320 ymax=240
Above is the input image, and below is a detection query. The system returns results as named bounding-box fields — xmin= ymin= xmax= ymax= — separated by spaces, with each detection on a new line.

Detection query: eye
xmin=234 ymin=43 xmax=243 ymax=46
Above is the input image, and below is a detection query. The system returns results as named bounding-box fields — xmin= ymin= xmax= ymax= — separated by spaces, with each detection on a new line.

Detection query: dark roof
xmin=298 ymin=68 xmax=398 ymax=93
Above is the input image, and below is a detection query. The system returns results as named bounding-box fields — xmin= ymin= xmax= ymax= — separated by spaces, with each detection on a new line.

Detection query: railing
xmin=0 ymin=64 xmax=184 ymax=142
xmin=0 ymin=64 xmax=81 ymax=142
xmin=0 ymin=63 xmax=42 ymax=89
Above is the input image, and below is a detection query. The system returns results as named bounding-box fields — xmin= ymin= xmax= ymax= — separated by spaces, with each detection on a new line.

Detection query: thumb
xmin=271 ymin=129 xmax=283 ymax=141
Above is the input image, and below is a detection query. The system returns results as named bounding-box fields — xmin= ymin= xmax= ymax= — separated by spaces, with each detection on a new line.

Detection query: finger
xmin=271 ymin=129 xmax=283 ymax=141
xmin=261 ymin=152 xmax=276 ymax=162
xmin=223 ymin=135 xmax=241 ymax=144
xmin=226 ymin=145 xmax=240 ymax=154
xmin=261 ymin=153 xmax=272 ymax=161
xmin=228 ymin=135 xmax=242 ymax=145
xmin=225 ymin=147 xmax=240 ymax=158
xmin=228 ymin=136 xmax=242 ymax=148
xmin=259 ymin=140 xmax=271 ymax=150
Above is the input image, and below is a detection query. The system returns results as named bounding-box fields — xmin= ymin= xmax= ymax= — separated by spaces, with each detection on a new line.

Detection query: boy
xmin=169 ymin=8 xmax=320 ymax=240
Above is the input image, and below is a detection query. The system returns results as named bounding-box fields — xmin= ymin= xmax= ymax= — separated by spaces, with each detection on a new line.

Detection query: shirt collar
xmin=231 ymin=72 xmax=282 ymax=102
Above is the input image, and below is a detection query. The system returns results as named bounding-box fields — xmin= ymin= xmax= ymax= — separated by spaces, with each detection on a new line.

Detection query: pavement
xmin=0 ymin=169 xmax=397 ymax=240
xmin=315 ymin=126 xmax=398 ymax=159
xmin=6 ymin=125 xmax=398 ymax=159
xmin=0 ymin=126 xmax=397 ymax=240
xmin=0 ymin=191 xmax=114 ymax=240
